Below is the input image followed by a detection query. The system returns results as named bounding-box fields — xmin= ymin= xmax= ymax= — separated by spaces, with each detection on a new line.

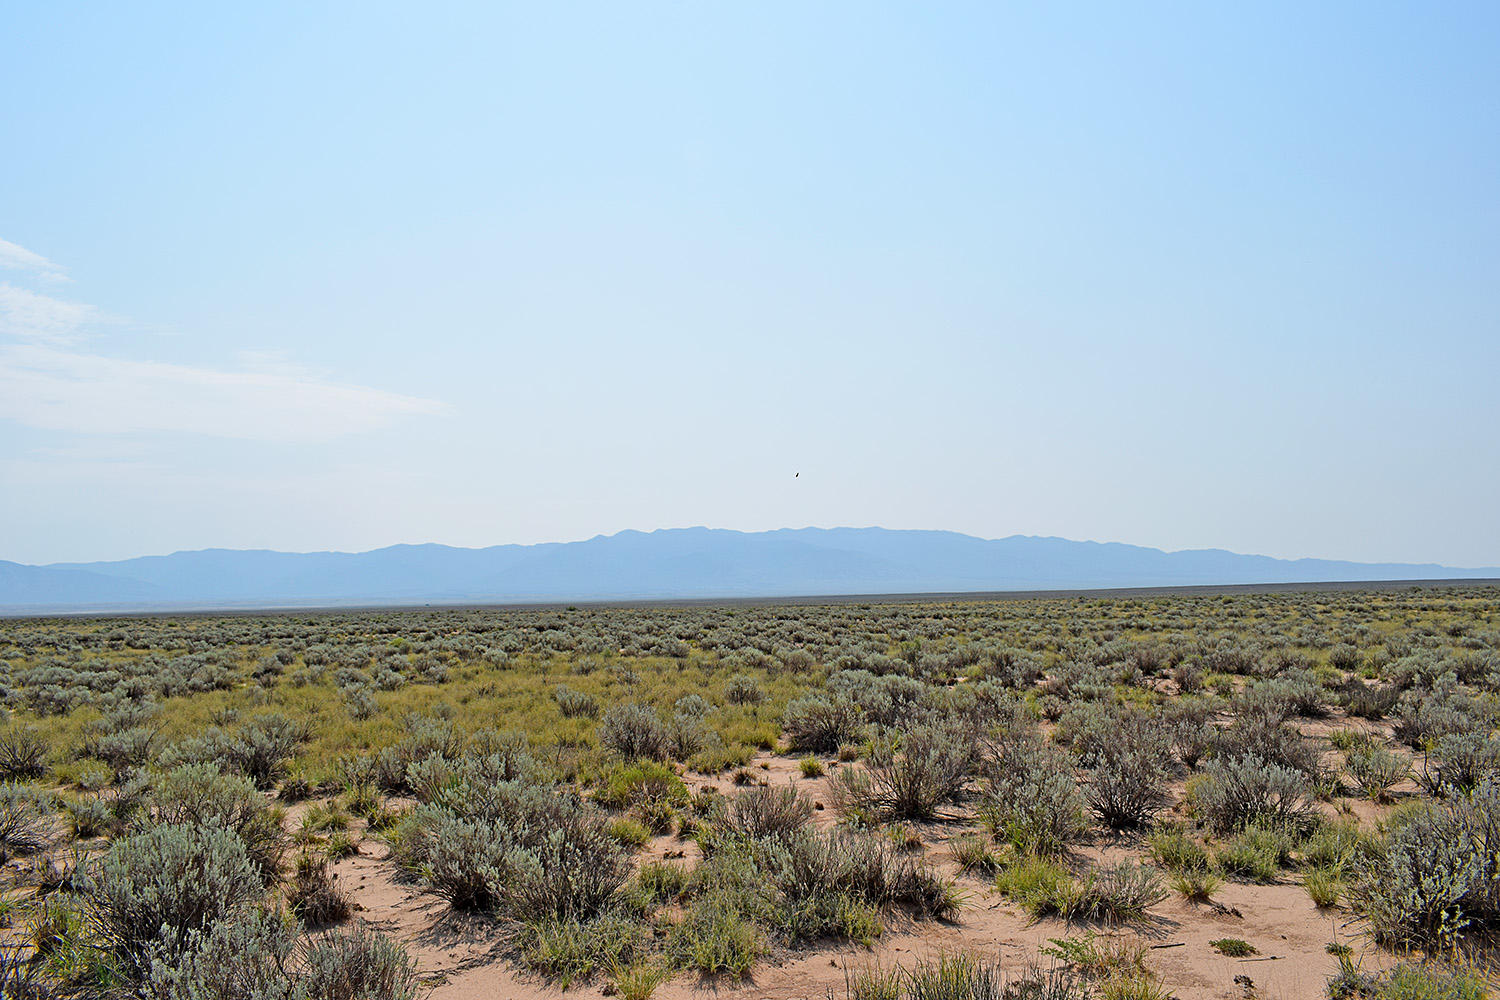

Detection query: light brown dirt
xmin=302 ymin=735 xmax=1388 ymax=1000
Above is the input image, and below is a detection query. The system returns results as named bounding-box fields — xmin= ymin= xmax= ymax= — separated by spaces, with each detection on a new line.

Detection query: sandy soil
xmin=308 ymin=738 xmax=1386 ymax=1000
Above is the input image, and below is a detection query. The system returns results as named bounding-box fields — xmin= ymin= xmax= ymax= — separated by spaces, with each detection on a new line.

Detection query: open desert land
xmin=1 ymin=585 xmax=1497 ymax=999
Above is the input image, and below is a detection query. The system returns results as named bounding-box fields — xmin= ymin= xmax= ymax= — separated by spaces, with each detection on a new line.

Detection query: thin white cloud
xmin=0 ymin=238 xmax=67 ymax=280
xmin=0 ymin=343 xmax=447 ymax=443
xmin=0 ymin=284 xmax=101 ymax=344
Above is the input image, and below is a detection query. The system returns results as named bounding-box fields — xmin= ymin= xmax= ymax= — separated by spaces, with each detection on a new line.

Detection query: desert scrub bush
xmin=693 ymin=822 xmax=958 ymax=949
xmin=1417 ymin=732 xmax=1500 ymax=797
xmin=83 ymin=724 xmax=158 ymax=773
xmin=302 ymin=925 xmax=423 ymax=1000
xmin=829 ymin=720 xmax=973 ymax=820
xmin=371 ymin=714 xmax=465 ymax=793
xmin=224 ymin=713 xmax=307 ymax=789
xmin=1349 ymin=780 xmax=1500 ymax=949
xmin=665 ymin=710 xmax=717 ymax=761
xmin=978 ymin=735 xmax=1088 ymax=856
xmin=0 ymin=784 xmax=54 ymax=858
xmin=146 ymin=764 xmax=288 ymax=885
xmin=1162 ymin=699 xmax=1216 ymax=768
xmin=1393 ymin=682 xmax=1482 ymax=749
xmin=1191 ymin=754 xmax=1313 ymax=834
xmin=781 ymin=693 xmax=864 ymax=753
xmin=553 ymin=685 xmax=599 ymax=719
xmin=287 ymin=853 xmax=353 ymax=926
xmin=598 ymin=703 xmax=671 ymax=761
xmin=1341 ymin=679 xmax=1399 ymax=720
xmin=0 ymin=726 xmax=49 ymax=780
xmin=88 ymin=822 xmax=263 ymax=975
xmin=395 ymin=775 xmax=629 ymax=922
xmin=144 ymin=906 xmax=297 ymax=1000
xmin=1081 ymin=712 xmax=1173 ymax=829
xmin=723 ymin=674 xmax=765 ymax=706
xmin=799 ymin=755 xmax=825 ymax=777
xmin=721 ymin=784 xmax=813 ymax=840
xmin=1213 ymin=717 xmax=1322 ymax=777
xmin=159 ymin=911 xmax=423 ymax=1000
xmin=1326 ymin=959 xmax=1489 ymax=1000
xmin=1345 ymin=743 xmax=1409 ymax=801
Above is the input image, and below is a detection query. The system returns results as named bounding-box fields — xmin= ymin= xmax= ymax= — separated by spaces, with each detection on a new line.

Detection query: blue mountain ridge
xmin=2 ymin=527 xmax=1495 ymax=612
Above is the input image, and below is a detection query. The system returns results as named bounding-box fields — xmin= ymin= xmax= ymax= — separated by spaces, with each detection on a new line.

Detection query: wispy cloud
xmin=0 ymin=284 xmax=102 ymax=344
xmin=0 ymin=237 xmax=447 ymax=442
xmin=0 ymin=343 xmax=448 ymax=443
xmin=0 ymin=238 xmax=68 ymax=281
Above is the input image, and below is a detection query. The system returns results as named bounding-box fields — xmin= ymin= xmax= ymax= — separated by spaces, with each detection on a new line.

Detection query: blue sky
xmin=2 ymin=3 xmax=1497 ymax=567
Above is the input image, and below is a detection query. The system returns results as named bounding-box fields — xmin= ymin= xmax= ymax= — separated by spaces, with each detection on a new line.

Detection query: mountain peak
xmin=5 ymin=528 xmax=1495 ymax=614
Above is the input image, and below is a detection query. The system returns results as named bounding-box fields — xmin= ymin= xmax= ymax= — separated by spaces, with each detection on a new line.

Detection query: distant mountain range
xmin=2 ymin=527 xmax=1497 ymax=613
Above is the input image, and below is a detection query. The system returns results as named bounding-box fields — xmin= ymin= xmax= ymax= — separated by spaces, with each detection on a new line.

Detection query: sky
xmin=2 ymin=3 xmax=1497 ymax=568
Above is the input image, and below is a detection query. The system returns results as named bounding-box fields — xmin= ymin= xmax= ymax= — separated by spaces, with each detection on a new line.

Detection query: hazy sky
xmin=2 ymin=3 xmax=1497 ymax=567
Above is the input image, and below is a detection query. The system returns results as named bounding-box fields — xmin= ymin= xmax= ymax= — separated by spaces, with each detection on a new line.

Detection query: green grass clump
xmin=607 ymin=817 xmax=652 ymax=848
xmin=517 ymin=913 xmax=646 ymax=987
xmin=1304 ymin=866 xmax=1344 ymax=908
xmin=1216 ymin=825 xmax=1293 ymax=883
xmin=996 ymin=858 xmax=1164 ymax=923
xmin=1209 ymin=938 xmax=1256 ymax=957
xmin=668 ymin=897 xmax=764 ymax=979
xmin=996 ymin=855 xmax=1077 ymax=917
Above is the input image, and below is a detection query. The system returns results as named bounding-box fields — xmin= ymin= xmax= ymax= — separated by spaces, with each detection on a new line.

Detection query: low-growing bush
xmin=979 ymin=736 xmax=1088 ymax=856
xmin=598 ymin=704 xmax=671 ymax=761
xmin=1417 ymin=733 xmax=1500 ymax=797
xmin=724 ymin=674 xmax=765 ymax=706
xmin=303 ymin=926 xmax=423 ymax=1000
xmin=781 ymin=694 xmax=864 ymax=754
xmin=1327 ymin=959 xmax=1488 ymax=1000
xmin=1192 ymin=754 xmax=1313 ymax=834
xmin=0 ymin=727 xmax=48 ymax=781
xmin=721 ymin=784 xmax=813 ymax=841
xmin=146 ymin=764 xmax=288 ymax=885
xmin=1345 ymin=744 xmax=1409 ymax=802
xmin=553 ymin=685 xmax=600 ymax=719
xmin=1068 ymin=709 xmax=1172 ymax=829
xmin=0 ymin=784 xmax=53 ymax=858
xmin=88 ymin=822 xmax=263 ymax=975
xmin=1350 ymin=781 xmax=1500 ymax=948
xmin=830 ymin=721 xmax=973 ymax=821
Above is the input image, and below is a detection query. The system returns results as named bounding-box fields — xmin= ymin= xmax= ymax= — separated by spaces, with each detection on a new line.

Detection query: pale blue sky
xmin=2 ymin=3 xmax=1497 ymax=566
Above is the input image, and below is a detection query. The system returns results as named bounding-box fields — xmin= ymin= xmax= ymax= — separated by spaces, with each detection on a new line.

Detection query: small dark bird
xmin=795 ymin=472 xmax=799 ymax=477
